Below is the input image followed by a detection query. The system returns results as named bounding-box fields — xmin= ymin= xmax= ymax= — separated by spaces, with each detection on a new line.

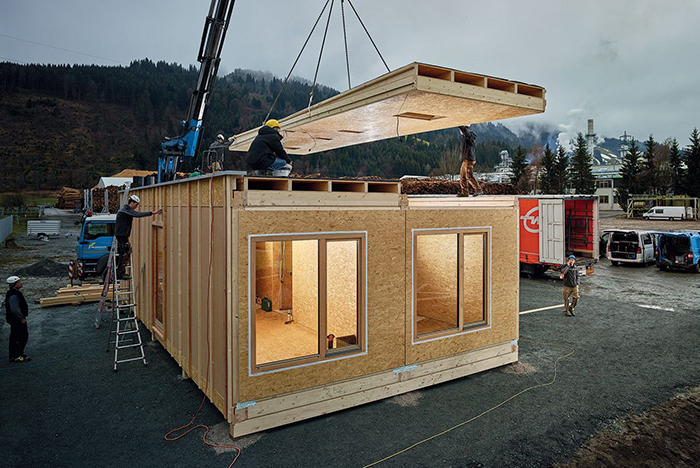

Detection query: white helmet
xmin=129 ymin=195 xmax=140 ymax=204
xmin=6 ymin=275 xmax=20 ymax=285
xmin=217 ymin=134 xmax=225 ymax=140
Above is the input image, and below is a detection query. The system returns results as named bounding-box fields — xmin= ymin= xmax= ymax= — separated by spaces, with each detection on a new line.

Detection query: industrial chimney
xmin=586 ymin=119 xmax=596 ymax=159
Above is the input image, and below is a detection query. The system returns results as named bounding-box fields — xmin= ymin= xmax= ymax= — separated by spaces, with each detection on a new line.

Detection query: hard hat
xmin=6 ymin=275 xmax=20 ymax=285
xmin=265 ymin=119 xmax=281 ymax=129
xmin=129 ymin=194 xmax=141 ymax=204
xmin=217 ymin=134 xmax=224 ymax=140
xmin=568 ymin=255 xmax=576 ymax=259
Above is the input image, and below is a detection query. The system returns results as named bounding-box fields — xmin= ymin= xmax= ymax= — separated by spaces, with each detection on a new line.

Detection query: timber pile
xmin=39 ymin=283 xmax=112 ymax=307
xmin=401 ymin=179 xmax=522 ymax=195
xmin=91 ymin=186 xmax=121 ymax=213
xmin=56 ymin=187 xmax=82 ymax=209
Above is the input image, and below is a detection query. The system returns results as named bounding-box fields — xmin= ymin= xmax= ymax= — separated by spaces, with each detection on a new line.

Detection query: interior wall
xmin=291 ymin=240 xmax=318 ymax=331
xmin=415 ymin=234 xmax=458 ymax=327
xmin=326 ymin=240 xmax=359 ymax=342
xmin=463 ymin=234 xmax=484 ymax=325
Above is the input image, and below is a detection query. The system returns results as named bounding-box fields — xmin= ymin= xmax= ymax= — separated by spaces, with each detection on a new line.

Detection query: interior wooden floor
xmin=255 ymin=309 xmax=317 ymax=365
xmin=416 ymin=315 xmax=458 ymax=336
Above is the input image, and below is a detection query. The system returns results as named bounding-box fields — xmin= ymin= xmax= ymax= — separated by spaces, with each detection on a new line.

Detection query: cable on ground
xmin=363 ymin=338 xmax=575 ymax=467
xmin=164 ymin=171 xmax=241 ymax=467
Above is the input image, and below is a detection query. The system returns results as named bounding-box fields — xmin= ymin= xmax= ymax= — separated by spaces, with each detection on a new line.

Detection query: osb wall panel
xmin=405 ymin=207 xmax=518 ymax=363
xmin=326 ymin=241 xmax=359 ymax=340
xmin=238 ymin=209 xmax=405 ymax=402
xmin=463 ymin=234 xmax=485 ymax=324
xmin=131 ymin=178 xmax=231 ymax=415
xmin=290 ymin=239 xmax=319 ymax=331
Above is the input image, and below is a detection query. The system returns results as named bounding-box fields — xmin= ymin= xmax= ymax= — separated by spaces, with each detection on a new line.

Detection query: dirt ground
xmin=2 ymin=209 xmax=700 ymax=467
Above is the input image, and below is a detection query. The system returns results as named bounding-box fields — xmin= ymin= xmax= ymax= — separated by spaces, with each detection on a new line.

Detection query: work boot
xmin=472 ymin=191 xmax=484 ymax=197
xmin=456 ymin=192 xmax=468 ymax=197
xmin=564 ymin=307 xmax=572 ymax=316
xmin=570 ymin=308 xmax=576 ymax=316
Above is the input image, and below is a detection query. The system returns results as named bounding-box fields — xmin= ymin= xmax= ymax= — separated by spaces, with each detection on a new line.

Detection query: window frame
xmin=248 ymin=231 xmax=367 ymax=375
xmin=412 ymin=227 xmax=492 ymax=344
xmin=152 ymin=222 xmax=165 ymax=338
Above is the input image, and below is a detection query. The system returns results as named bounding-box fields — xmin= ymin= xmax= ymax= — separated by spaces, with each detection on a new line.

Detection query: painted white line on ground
xmin=637 ymin=304 xmax=675 ymax=312
xmin=519 ymin=304 xmax=564 ymax=315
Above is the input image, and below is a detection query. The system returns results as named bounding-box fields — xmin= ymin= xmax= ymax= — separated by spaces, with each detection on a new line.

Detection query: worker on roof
xmin=457 ymin=125 xmax=483 ymax=197
xmin=115 ymin=195 xmax=162 ymax=280
xmin=207 ymin=133 xmax=229 ymax=172
xmin=5 ymin=276 xmax=30 ymax=363
xmin=246 ymin=119 xmax=293 ymax=176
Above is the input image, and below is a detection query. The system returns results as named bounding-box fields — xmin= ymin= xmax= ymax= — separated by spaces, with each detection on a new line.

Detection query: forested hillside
xmin=0 ymin=60 xmax=529 ymax=191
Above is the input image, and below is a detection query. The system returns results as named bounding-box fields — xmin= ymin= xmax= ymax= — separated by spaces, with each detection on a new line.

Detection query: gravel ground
xmin=1 ymin=210 xmax=699 ymax=467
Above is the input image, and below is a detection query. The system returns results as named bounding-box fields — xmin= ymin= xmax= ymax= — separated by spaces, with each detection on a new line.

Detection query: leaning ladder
xmin=107 ymin=261 xmax=148 ymax=371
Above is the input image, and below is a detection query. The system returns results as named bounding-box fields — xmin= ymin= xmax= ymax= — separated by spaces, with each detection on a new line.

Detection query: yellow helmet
xmin=265 ymin=119 xmax=281 ymax=129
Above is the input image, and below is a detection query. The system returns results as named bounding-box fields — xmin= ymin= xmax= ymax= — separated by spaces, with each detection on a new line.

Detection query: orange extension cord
xmin=164 ymin=171 xmax=241 ymax=467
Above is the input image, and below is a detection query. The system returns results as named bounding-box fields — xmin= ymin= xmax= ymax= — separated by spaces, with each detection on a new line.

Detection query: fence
xmin=0 ymin=216 xmax=13 ymax=243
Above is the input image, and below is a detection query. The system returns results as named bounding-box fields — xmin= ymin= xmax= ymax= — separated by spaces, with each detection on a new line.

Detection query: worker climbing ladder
xmin=92 ymin=183 xmax=147 ymax=370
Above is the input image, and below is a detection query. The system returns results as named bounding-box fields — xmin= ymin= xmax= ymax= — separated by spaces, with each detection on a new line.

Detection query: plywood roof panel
xmin=229 ymin=62 xmax=546 ymax=155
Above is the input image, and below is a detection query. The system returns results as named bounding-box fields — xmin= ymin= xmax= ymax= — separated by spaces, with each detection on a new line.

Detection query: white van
xmin=605 ymin=229 xmax=656 ymax=265
xmin=643 ymin=206 xmax=686 ymax=220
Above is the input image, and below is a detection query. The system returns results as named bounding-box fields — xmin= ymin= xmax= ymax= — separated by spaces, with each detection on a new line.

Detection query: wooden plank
xmin=243 ymin=191 xmax=401 ymax=208
xmin=229 ymin=62 xmax=545 ymax=155
xmin=231 ymin=345 xmax=517 ymax=437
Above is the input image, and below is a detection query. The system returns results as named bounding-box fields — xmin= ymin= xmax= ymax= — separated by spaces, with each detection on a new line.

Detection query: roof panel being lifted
xmin=229 ymin=62 xmax=546 ymax=155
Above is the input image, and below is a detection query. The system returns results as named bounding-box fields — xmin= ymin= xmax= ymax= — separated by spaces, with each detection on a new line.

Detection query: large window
xmin=413 ymin=229 xmax=490 ymax=341
xmin=250 ymin=233 xmax=365 ymax=373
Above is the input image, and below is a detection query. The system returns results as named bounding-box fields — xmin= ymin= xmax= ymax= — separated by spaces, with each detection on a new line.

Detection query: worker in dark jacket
xmin=560 ymin=255 xmax=580 ymax=316
xmin=246 ymin=119 xmax=292 ymax=175
xmin=5 ymin=275 xmax=30 ymax=362
xmin=457 ymin=125 xmax=483 ymax=197
xmin=115 ymin=195 xmax=162 ymax=279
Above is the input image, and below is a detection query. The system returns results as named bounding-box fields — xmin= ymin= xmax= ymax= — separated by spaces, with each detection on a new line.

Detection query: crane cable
xmin=264 ymin=0 xmax=390 ymax=122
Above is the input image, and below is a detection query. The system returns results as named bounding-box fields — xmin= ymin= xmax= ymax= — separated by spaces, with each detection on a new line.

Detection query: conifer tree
xmin=510 ymin=145 xmax=529 ymax=190
xmin=642 ymin=134 xmax=659 ymax=194
xmin=538 ymin=144 xmax=556 ymax=194
xmin=668 ymin=138 xmax=685 ymax=195
xmin=685 ymin=128 xmax=700 ymax=198
xmin=616 ymin=138 xmax=642 ymax=211
xmin=554 ymin=145 xmax=570 ymax=193
xmin=569 ymin=133 xmax=596 ymax=194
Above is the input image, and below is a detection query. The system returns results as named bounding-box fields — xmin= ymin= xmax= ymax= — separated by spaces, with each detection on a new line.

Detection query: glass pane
xmin=415 ymin=234 xmax=458 ymax=336
xmin=326 ymin=240 xmax=359 ymax=351
xmin=463 ymin=234 xmax=485 ymax=326
xmin=255 ymin=240 xmax=319 ymax=365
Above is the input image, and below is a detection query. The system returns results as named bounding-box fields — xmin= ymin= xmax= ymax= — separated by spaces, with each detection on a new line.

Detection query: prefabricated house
xmin=129 ymin=174 xmax=520 ymax=436
xmin=128 ymin=62 xmax=545 ymax=437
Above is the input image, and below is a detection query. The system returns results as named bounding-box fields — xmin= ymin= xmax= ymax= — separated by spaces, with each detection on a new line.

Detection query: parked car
xmin=656 ymin=230 xmax=700 ymax=272
xmin=605 ymin=229 xmax=656 ymax=266
xmin=642 ymin=206 xmax=686 ymax=220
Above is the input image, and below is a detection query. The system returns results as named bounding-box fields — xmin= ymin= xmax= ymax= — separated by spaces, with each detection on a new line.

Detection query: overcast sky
xmin=2 ymin=0 xmax=699 ymax=146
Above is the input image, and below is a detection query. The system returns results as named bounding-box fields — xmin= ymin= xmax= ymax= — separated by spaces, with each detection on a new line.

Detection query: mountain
xmin=0 ymin=60 xmax=542 ymax=192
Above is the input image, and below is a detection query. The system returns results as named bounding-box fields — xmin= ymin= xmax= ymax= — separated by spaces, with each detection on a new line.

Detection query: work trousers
xmin=116 ymin=236 xmax=131 ymax=279
xmin=460 ymin=160 xmax=481 ymax=195
xmin=562 ymin=285 xmax=579 ymax=312
xmin=9 ymin=321 xmax=28 ymax=360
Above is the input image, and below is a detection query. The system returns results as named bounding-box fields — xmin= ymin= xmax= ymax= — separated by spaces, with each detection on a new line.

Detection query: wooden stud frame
xmin=248 ymin=231 xmax=367 ymax=375
xmin=152 ymin=222 xmax=165 ymax=339
xmin=411 ymin=227 xmax=492 ymax=344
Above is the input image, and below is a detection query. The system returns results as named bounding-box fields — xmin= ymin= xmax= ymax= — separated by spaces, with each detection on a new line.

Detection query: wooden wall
xmin=238 ymin=208 xmax=406 ymax=402
xmin=131 ymin=176 xmax=233 ymax=416
xmin=405 ymin=202 xmax=519 ymax=363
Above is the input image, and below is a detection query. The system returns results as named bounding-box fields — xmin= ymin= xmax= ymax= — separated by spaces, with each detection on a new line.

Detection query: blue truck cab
xmin=656 ymin=230 xmax=700 ymax=272
xmin=77 ymin=214 xmax=116 ymax=279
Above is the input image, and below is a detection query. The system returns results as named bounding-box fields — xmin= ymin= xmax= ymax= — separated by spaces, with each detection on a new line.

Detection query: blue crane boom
xmin=158 ymin=0 xmax=236 ymax=182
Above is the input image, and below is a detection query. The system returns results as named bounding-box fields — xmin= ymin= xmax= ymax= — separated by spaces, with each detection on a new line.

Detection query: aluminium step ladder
xmin=107 ymin=261 xmax=147 ymax=371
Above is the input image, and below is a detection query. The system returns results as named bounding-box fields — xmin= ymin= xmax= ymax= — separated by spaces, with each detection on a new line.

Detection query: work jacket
xmin=5 ymin=288 xmax=28 ymax=325
xmin=115 ymin=204 xmax=152 ymax=238
xmin=560 ymin=264 xmax=580 ymax=287
xmin=246 ymin=126 xmax=291 ymax=170
xmin=459 ymin=126 xmax=477 ymax=162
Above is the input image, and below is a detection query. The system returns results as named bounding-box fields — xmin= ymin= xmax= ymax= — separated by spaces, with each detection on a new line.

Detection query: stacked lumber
xmin=39 ymin=283 xmax=112 ymax=307
xmin=56 ymin=187 xmax=83 ymax=209
xmin=91 ymin=186 xmax=121 ymax=213
xmin=401 ymin=179 xmax=522 ymax=195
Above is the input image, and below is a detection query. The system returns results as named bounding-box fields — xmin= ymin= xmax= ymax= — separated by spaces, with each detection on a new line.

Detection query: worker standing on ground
xmin=246 ymin=119 xmax=293 ymax=176
xmin=560 ymin=255 xmax=580 ymax=316
xmin=5 ymin=276 xmax=30 ymax=363
xmin=457 ymin=125 xmax=483 ymax=197
xmin=115 ymin=195 xmax=162 ymax=279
